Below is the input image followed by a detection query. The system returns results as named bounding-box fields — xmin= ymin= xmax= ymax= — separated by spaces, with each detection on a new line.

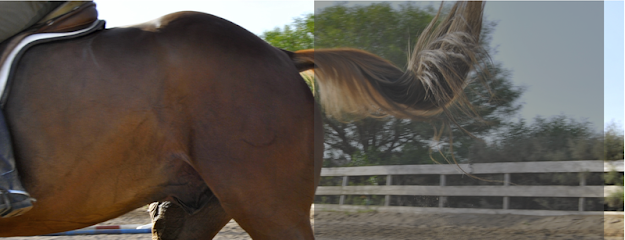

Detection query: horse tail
xmin=286 ymin=1 xmax=485 ymax=121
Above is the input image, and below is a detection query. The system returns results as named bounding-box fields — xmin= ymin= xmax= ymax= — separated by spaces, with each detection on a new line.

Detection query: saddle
xmin=0 ymin=1 xmax=105 ymax=107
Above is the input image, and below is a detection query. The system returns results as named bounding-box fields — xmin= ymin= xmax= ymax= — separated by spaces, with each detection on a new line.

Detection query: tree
xmin=261 ymin=13 xmax=314 ymax=51
xmin=262 ymin=3 xmax=524 ymax=167
xmin=604 ymin=121 xmax=624 ymax=160
xmin=468 ymin=115 xmax=604 ymax=162
xmin=467 ymin=117 xmax=625 ymax=163
xmin=314 ymin=3 xmax=435 ymax=67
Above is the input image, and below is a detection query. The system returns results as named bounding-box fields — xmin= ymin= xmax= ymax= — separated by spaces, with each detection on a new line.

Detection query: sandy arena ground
xmin=3 ymin=208 xmax=623 ymax=240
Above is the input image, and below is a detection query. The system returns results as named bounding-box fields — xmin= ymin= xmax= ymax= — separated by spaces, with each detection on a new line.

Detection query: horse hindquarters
xmin=183 ymin=56 xmax=316 ymax=239
xmin=152 ymin=12 xmax=317 ymax=239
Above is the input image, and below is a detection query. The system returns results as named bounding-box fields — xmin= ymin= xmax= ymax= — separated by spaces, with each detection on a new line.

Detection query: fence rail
xmin=315 ymin=160 xmax=623 ymax=215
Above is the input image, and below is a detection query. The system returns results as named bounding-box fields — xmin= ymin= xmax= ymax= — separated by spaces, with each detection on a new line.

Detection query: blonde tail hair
xmin=288 ymin=1 xmax=486 ymax=121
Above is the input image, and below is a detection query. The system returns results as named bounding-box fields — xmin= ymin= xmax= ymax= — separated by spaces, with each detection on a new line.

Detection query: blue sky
xmin=604 ymin=1 xmax=624 ymax=130
xmin=484 ymin=1 xmax=607 ymax=132
xmin=97 ymin=1 xmax=623 ymax=133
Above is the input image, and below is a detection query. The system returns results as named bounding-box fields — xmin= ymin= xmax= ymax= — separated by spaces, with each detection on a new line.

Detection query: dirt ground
xmin=313 ymin=211 xmax=623 ymax=240
xmin=3 ymin=208 xmax=623 ymax=240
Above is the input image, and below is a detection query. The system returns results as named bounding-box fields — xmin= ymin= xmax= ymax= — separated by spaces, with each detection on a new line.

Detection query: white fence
xmin=315 ymin=160 xmax=624 ymax=216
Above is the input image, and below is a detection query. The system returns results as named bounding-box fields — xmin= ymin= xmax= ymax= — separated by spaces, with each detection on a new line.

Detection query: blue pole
xmin=45 ymin=228 xmax=151 ymax=236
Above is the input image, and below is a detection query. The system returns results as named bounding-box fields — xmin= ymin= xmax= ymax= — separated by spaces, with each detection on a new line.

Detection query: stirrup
xmin=0 ymin=189 xmax=34 ymax=218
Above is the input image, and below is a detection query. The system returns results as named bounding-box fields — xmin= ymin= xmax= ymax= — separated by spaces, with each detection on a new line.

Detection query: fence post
xmin=385 ymin=174 xmax=392 ymax=206
xmin=439 ymin=174 xmax=447 ymax=208
xmin=339 ymin=176 xmax=348 ymax=206
xmin=503 ymin=173 xmax=510 ymax=210
xmin=579 ymin=173 xmax=586 ymax=212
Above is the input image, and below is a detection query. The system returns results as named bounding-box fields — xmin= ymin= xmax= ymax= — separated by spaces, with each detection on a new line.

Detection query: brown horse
xmin=0 ymin=2 xmax=484 ymax=239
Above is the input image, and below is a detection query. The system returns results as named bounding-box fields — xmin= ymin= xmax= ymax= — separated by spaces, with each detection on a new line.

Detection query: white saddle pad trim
xmin=0 ymin=21 xmax=102 ymax=101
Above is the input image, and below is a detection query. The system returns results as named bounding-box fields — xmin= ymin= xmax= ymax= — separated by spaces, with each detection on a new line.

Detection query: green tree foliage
xmin=314 ymin=3 xmax=435 ymax=67
xmin=604 ymin=121 xmax=624 ymax=160
xmin=469 ymin=117 xmax=625 ymax=162
xmin=606 ymin=188 xmax=624 ymax=210
xmin=261 ymin=13 xmax=314 ymax=51
xmin=468 ymin=116 xmax=604 ymax=162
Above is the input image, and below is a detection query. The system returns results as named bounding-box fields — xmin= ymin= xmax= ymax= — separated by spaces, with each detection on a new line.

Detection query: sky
xmin=484 ymin=1 xmax=607 ymax=132
xmin=604 ymin=1 xmax=625 ymax=129
xmin=96 ymin=1 xmax=623 ymax=133
xmin=97 ymin=1 xmax=314 ymax=36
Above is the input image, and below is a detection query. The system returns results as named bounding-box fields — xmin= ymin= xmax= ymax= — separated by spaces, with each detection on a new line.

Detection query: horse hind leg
xmin=188 ymin=110 xmax=316 ymax=239
xmin=150 ymin=195 xmax=231 ymax=240
xmin=188 ymin=122 xmax=315 ymax=240
xmin=191 ymin=152 xmax=316 ymax=240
